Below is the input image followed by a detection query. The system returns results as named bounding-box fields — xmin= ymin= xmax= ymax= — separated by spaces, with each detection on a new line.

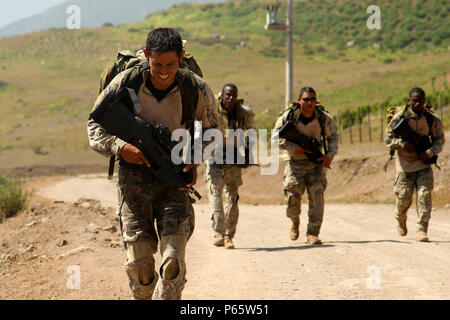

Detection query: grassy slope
xmin=0 ymin=0 xmax=449 ymax=205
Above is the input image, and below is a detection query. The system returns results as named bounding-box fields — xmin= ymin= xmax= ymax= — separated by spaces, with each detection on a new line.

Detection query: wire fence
xmin=335 ymin=97 xmax=450 ymax=146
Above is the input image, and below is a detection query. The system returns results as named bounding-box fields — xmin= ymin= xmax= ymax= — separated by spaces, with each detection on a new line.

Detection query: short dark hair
xmin=146 ymin=28 xmax=183 ymax=57
xmin=299 ymin=86 xmax=316 ymax=97
xmin=409 ymin=87 xmax=425 ymax=98
xmin=222 ymin=83 xmax=238 ymax=93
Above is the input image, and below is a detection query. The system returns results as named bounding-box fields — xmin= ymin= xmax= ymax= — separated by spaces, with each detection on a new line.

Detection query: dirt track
xmin=0 ymin=175 xmax=449 ymax=300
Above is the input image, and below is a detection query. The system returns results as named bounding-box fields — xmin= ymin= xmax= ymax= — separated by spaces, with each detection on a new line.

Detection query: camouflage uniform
xmin=206 ymin=163 xmax=243 ymax=240
xmin=88 ymin=66 xmax=218 ymax=300
xmin=205 ymin=97 xmax=255 ymax=242
xmin=385 ymin=106 xmax=445 ymax=235
xmin=274 ymin=105 xmax=339 ymax=238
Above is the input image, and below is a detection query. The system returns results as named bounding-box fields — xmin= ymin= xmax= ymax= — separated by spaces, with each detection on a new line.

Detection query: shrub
xmin=382 ymin=57 xmax=395 ymax=64
xmin=0 ymin=174 xmax=31 ymax=220
xmin=393 ymin=29 xmax=413 ymax=48
xmin=31 ymin=144 xmax=46 ymax=155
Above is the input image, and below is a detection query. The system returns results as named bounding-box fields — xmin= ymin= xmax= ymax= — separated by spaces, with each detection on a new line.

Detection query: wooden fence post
xmin=367 ymin=105 xmax=372 ymax=142
xmin=358 ymin=107 xmax=362 ymax=143
xmin=347 ymin=111 xmax=353 ymax=144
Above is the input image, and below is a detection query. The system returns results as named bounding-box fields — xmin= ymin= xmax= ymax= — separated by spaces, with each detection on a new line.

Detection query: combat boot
xmin=213 ymin=234 xmax=224 ymax=247
xmin=290 ymin=218 xmax=300 ymax=241
xmin=396 ymin=219 xmax=407 ymax=236
xmin=306 ymin=234 xmax=322 ymax=245
xmin=416 ymin=231 xmax=429 ymax=242
xmin=224 ymin=237 xmax=235 ymax=249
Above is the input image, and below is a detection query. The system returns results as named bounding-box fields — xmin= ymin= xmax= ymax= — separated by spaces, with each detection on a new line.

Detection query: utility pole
xmin=286 ymin=0 xmax=294 ymax=107
xmin=265 ymin=0 xmax=294 ymax=108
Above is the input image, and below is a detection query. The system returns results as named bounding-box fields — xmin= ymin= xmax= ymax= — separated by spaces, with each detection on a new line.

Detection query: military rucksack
xmin=283 ymin=101 xmax=329 ymax=155
xmin=98 ymin=48 xmax=203 ymax=178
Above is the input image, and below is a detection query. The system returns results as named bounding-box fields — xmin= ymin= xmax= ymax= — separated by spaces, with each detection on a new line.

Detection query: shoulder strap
xmin=176 ymin=68 xmax=199 ymax=127
xmin=315 ymin=105 xmax=328 ymax=155
xmin=290 ymin=102 xmax=301 ymax=123
xmin=234 ymin=101 xmax=252 ymax=129
xmin=315 ymin=104 xmax=327 ymax=135
xmin=424 ymin=110 xmax=435 ymax=138
xmin=123 ymin=61 xmax=149 ymax=94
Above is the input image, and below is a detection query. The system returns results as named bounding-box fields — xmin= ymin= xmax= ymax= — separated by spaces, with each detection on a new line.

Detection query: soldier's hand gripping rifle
xmin=278 ymin=120 xmax=325 ymax=165
xmin=221 ymin=146 xmax=259 ymax=168
xmin=392 ymin=117 xmax=437 ymax=165
xmin=89 ymin=88 xmax=201 ymax=199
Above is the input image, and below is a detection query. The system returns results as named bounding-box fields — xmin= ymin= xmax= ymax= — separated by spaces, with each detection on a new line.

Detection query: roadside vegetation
xmin=0 ymin=174 xmax=31 ymax=222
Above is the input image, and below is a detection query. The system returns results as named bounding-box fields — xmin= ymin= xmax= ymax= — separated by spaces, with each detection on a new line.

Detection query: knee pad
xmin=126 ymin=242 xmax=156 ymax=285
xmin=153 ymin=259 xmax=187 ymax=300
xmin=125 ymin=256 xmax=156 ymax=285
xmin=160 ymin=257 xmax=180 ymax=280
xmin=125 ymin=257 xmax=158 ymax=300
xmin=158 ymin=235 xmax=187 ymax=280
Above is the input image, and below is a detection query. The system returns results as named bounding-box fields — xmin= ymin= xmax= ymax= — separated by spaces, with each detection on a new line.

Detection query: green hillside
xmin=0 ymin=0 xmax=449 ymax=169
xmin=145 ymin=0 xmax=450 ymax=52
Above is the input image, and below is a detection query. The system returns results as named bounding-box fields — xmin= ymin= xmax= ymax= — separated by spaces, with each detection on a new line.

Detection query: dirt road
xmin=1 ymin=175 xmax=449 ymax=300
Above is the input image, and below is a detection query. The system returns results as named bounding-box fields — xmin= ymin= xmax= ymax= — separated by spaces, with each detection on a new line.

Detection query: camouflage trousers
xmin=205 ymin=163 xmax=242 ymax=239
xmin=283 ymin=159 xmax=327 ymax=236
xmin=117 ymin=166 xmax=195 ymax=300
xmin=394 ymin=167 xmax=433 ymax=233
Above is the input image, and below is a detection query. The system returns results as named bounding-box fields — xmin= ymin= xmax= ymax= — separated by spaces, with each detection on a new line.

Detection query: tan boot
xmin=224 ymin=237 xmax=235 ymax=249
xmin=213 ymin=234 xmax=224 ymax=247
xmin=416 ymin=231 xmax=429 ymax=242
xmin=290 ymin=218 xmax=300 ymax=241
xmin=396 ymin=219 xmax=407 ymax=236
xmin=306 ymin=234 xmax=322 ymax=245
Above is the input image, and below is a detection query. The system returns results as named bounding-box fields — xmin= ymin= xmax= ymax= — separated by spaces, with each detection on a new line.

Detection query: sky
xmin=0 ymin=0 xmax=67 ymax=28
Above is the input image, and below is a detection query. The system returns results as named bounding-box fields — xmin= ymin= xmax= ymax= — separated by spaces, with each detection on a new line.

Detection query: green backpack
xmin=385 ymin=105 xmax=405 ymax=125
xmin=98 ymin=49 xmax=204 ymax=178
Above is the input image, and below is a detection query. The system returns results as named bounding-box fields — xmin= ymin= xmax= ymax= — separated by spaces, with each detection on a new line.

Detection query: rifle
xmin=220 ymin=146 xmax=259 ymax=168
xmin=392 ymin=117 xmax=437 ymax=165
xmin=89 ymin=88 xmax=201 ymax=200
xmin=278 ymin=120 xmax=325 ymax=165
